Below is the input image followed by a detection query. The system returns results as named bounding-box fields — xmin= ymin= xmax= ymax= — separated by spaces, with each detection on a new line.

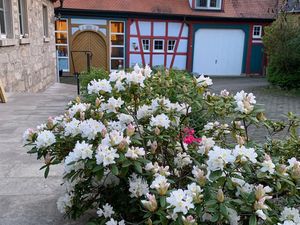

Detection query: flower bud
xmin=44 ymin=153 xmax=51 ymax=165
xmin=236 ymin=135 xmax=246 ymax=146
xmin=101 ymin=128 xmax=107 ymax=138
xmin=277 ymin=164 xmax=287 ymax=175
xmin=90 ymin=109 xmax=95 ymax=117
xmin=146 ymin=218 xmax=153 ymax=225
xmin=257 ymin=112 xmax=267 ymax=121
xmin=80 ymin=111 xmax=85 ymax=121
xmin=47 ymin=117 xmax=54 ymax=129
xmin=217 ymin=189 xmax=224 ymax=203
xmin=291 ymin=163 xmax=300 ymax=180
xmin=182 ymin=215 xmax=197 ymax=225
xmin=151 ymin=141 xmax=158 ymax=154
xmin=75 ymin=96 xmax=81 ymax=103
xmin=98 ymin=112 xmax=104 ymax=119
xmin=255 ymin=185 xmax=265 ymax=200
xmin=95 ymin=98 xmax=101 ymax=108
xmin=154 ymin=127 xmax=161 ymax=135
xmin=118 ymin=139 xmax=128 ymax=151
xmin=141 ymin=194 xmax=157 ymax=212
xmin=126 ymin=124 xmax=135 ymax=137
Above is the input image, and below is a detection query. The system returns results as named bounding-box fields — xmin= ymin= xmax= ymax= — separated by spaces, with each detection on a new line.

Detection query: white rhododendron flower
xmin=106 ymin=218 xmax=126 ymax=225
xmin=227 ymin=208 xmax=240 ymax=225
xmin=150 ymin=113 xmax=171 ymax=129
xmin=23 ymin=128 xmax=35 ymax=144
xmin=57 ymin=193 xmax=73 ymax=213
xmin=287 ymin=157 xmax=300 ymax=169
xmin=260 ymin=157 xmax=276 ymax=174
xmin=117 ymin=113 xmax=134 ymax=125
xmin=125 ymin=147 xmax=145 ymax=159
xmin=72 ymin=140 xmax=93 ymax=160
xmin=232 ymin=145 xmax=258 ymax=163
xmin=88 ymin=79 xmax=112 ymax=94
xmin=35 ymin=130 xmax=56 ymax=149
xmin=280 ymin=207 xmax=300 ymax=224
xmin=128 ymin=173 xmax=149 ymax=198
xmin=234 ymin=90 xmax=256 ymax=114
xmin=64 ymin=118 xmax=81 ymax=137
xmin=101 ymin=97 xmax=124 ymax=113
xmin=150 ymin=175 xmax=170 ymax=195
xmin=174 ymin=152 xmax=192 ymax=168
xmin=68 ymin=103 xmax=91 ymax=118
xmin=207 ymin=146 xmax=236 ymax=172
xmin=196 ymin=74 xmax=213 ymax=87
xmin=96 ymin=145 xmax=119 ymax=167
xmin=109 ymin=130 xmax=124 ymax=146
xmin=256 ymin=209 xmax=267 ymax=220
xmin=137 ymin=105 xmax=153 ymax=120
xmin=198 ymin=136 xmax=215 ymax=154
xmin=97 ymin=203 xmax=115 ymax=218
xmin=79 ymin=118 xmax=105 ymax=140
xmin=166 ymin=189 xmax=194 ymax=215
xmin=126 ymin=70 xmax=146 ymax=87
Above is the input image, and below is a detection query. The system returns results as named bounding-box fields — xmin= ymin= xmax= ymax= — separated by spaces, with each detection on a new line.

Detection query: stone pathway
xmin=0 ymin=79 xmax=299 ymax=225
xmin=0 ymin=83 xmax=87 ymax=225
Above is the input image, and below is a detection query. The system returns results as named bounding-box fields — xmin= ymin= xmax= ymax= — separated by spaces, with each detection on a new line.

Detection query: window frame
xmin=110 ymin=20 xmax=125 ymax=71
xmin=0 ymin=0 xmax=6 ymax=37
xmin=42 ymin=4 xmax=49 ymax=38
xmin=253 ymin=25 xmax=262 ymax=39
xmin=18 ymin=0 xmax=28 ymax=37
xmin=167 ymin=39 xmax=176 ymax=53
xmin=55 ymin=19 xmax=70 ymax=72
xmin=142 ymin=39 xmax=150 ymax=52
xmin=153 ymin=39 xmax=164 ymax=52
xmin=195 ymin=0 xmax=222 ymax=10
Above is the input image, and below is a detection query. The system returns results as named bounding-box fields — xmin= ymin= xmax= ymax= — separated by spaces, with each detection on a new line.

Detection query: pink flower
xmin=182 ymin=128 xmax=201 ymax=145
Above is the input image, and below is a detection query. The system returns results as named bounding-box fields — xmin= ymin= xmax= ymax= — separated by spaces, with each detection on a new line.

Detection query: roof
xmin=55 ymin=0 xmax=278 ymax=20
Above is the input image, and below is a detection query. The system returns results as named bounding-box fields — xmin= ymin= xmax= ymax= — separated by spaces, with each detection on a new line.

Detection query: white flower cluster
xmin=128 ymin=173 xmax=149 ymax=198
xmin=88 ymin=79 xmax=112 ymax=94
xmin=234 ymin=90 xmax=256 ymax=114
xmin=35 ymin=130 xmax=56 ymax=149
xmin=195 ymin=74 xmax=213 ymax=88
xmin=278 ymin=207 xmax=300 ymax=225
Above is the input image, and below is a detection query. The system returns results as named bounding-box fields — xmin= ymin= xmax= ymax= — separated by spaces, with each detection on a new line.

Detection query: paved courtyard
xmin=0 ymin=78 xmax=299 ymax=225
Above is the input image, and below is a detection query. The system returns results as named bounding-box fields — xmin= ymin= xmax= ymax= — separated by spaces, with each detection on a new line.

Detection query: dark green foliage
xmin=263 ymin=14 xmax=300 ymax=89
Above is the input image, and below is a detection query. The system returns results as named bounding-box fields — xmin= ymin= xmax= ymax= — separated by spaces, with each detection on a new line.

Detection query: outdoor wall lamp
xmin=132 ymin=42 xmax=138 ymax=51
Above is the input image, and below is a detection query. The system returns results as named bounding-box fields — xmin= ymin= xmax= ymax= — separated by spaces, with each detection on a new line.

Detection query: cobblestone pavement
xmin=0 ymin=79 xmax=299 ymax=225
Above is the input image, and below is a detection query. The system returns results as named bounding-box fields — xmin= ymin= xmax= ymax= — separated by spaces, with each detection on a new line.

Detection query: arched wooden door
xmin=71 ymin=31 xmax=107 ymax=74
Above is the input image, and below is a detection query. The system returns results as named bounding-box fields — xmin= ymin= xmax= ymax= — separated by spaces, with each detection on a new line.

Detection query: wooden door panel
xmin=71 ymin=31 xmax=107 ymax=74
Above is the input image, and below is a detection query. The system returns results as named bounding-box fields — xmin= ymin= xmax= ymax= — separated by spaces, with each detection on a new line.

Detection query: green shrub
xmin=263 ymin=14 xmax=300 ymax=89
xmin=79 ymin=68 xmax=109 ymax=93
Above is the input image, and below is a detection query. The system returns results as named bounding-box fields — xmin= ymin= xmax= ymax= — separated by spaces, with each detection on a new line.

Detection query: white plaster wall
xmin=182 ymin=24 xmax=189 ymax=37
xmin=177 ymin=40 xmax=188 ymax=53
xmin=144 ymin=54 xmax=150 ymax=65
xmin=173 ymin=56 xmax=187 ymax=70
xmin=152 ymin=55 xmax=165 ymax=66
xmin=153 ymin=22 xmax=166 ymax=36
xmin=168 ymin=22 xmax=181 ymax=37
xmin=130 ymin=21 xmax=137 ymax=35
xmin=130 ymin=54 xmax=142 ymax=67
xmin=138 ymin=21 xmax=151 ymax=36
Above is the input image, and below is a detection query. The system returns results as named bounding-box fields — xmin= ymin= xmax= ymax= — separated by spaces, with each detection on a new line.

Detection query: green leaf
xmin=249 ymin=215 xmax=257 ymax=225
xmin=111 ymin=165 xmax=119 ymax=175
xmin=134 ymin=162 xmax=143 ymax=174
xmin=160 ymin=196 xmax=166 ymax=208
xmin=44 ymin=166 xmax=50 ymax=178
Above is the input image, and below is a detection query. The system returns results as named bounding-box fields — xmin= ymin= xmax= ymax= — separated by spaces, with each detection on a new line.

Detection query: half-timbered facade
xmin=54 ymin=0 xmax=278 ymax=76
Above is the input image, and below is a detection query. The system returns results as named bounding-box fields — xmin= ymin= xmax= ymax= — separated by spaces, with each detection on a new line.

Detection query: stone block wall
xmin=0 ymin=0 xmax=56 ymax=92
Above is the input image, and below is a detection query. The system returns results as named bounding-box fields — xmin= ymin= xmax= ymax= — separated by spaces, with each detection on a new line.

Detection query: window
xmin=196 ymin=0 xmax=222 ymax=9
xmin=153 ymin=39 xmax=164 ymax=52
xmin=142 ymin=39 xmax=150 ymax=52
xmin=110 ymin=21 xmax=125 ymax=70
xmin=42 ymin=5 xmax=48 ymax=37
xmin=0 ymin=0 xmax=13 ymax=38
xmin=55 ymin=19 xmax=69 ymax=72
xmin=18 ymin=0 xmax=28 ymax=37
xmin=167 ymin=40 xmax=176 ymax=52
xmin=253 ymin=25 xmax=262 ymax=39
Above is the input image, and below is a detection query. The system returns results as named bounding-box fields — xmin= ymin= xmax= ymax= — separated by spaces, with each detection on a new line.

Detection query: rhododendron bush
xmin=24 ymin=65 xmax=300 ymax=225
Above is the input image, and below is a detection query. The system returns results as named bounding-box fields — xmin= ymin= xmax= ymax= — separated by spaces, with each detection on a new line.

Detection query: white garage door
xmin=193 ymin=29 xmax=245 ymax=76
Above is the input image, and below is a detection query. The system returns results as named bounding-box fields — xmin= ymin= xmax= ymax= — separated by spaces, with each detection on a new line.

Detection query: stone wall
xmin=0 ymin=0 xmax=56 ymax=92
